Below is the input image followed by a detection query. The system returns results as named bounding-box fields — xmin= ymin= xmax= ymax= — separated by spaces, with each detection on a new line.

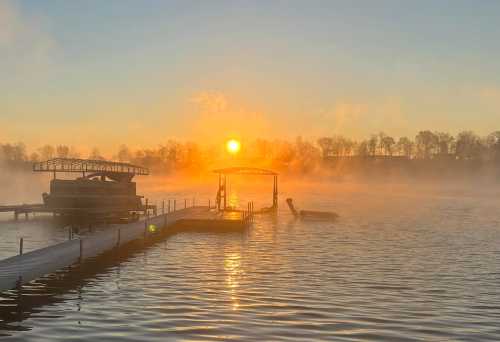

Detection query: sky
xmin=1 ymin=0 xmax=500 ymax=153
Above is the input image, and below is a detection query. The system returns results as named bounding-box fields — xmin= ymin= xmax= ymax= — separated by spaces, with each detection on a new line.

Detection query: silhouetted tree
xmin=38 ymin=145 xmax=55 ymax=160
xmin=455 ymin=131 xmax=482 ymax=160
xmin=380 ymin=135 xmax=396 ymax=156
xmin=317 ymin=137 xmax=333 ymax=158
xmin=368 ymin=135 xmax=378 ymax=156
xmin=116 ymin=145 xmax=132 ymax=162
xmin=415 ymin=131 xmax=438 ymax=159
xmin=396 ymin=137 xmax=414 ymax=158
xmin=436 ymin=132 xmax=455 ymax=156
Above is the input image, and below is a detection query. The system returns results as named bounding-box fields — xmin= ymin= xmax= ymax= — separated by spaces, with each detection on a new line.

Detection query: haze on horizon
xmin=2 ymin=0 xmax=500 ymax=154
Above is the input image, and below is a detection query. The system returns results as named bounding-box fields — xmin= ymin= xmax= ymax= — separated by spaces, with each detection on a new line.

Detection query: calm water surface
xmin=1 ymin=184 xmax=500 ymax=341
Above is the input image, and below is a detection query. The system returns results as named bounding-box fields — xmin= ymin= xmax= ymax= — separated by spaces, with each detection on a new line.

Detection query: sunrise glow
xmin=226 ymin=139 xmax=241 ymax=155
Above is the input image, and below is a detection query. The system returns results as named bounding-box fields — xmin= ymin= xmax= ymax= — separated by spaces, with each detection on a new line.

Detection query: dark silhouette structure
xmin=32 ymin=158 xmax=150 ymax=222
xmin=213 ymin=167 xmax=278 ymax=212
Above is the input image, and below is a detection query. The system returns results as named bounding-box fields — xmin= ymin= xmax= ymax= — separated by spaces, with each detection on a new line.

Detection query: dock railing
xmin=1 ymin=197 xmax=256 ymax=292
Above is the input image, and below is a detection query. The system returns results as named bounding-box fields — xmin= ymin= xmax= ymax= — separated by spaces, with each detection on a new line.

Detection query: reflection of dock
xmin=0 ymin=204 xmax=254 ymax=293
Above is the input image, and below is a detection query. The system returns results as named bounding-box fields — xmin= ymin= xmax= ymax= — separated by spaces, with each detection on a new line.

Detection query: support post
xmin=19 ymin=237 xmax=23 ymax=255
xmin=145 ymin=198 xmax=149 ymax=219
xmin=174 ymin=200 xmax=176 ymax=212
xmin=79 ymin=239 xmax=83 ymax=262
xmin=168 ymin=200 xmax=171 ymax=213
xmin=223 ymin=175 xmax=227 ymax=210
xmin=209 ymin=199 xmax=211 ymax=210
xmin=184 ymin=199 xmax=187 ymax=209
xmin=162 ymin=200 xmax=165 ymax=215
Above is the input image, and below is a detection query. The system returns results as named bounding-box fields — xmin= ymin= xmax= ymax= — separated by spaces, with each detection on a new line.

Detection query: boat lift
xmin=212 ymin=167 xmax=278 ymax=213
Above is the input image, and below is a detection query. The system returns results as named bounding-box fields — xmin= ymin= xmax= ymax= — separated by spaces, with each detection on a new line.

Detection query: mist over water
xmin=1 ymin=175 xmax=500 ymax=341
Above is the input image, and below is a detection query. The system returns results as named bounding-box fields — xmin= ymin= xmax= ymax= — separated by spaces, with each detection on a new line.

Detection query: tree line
xmin=317 ymin=130 xmax=500 ymax=162
xmin=1 ymin=130 xmax=500 ymax=175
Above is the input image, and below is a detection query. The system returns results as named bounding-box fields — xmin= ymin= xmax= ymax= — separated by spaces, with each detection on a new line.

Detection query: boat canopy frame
xmin=33 ymin=158 xmax=149 ymax=182
xmin=212 ymin=167 xmax=278 ymax=212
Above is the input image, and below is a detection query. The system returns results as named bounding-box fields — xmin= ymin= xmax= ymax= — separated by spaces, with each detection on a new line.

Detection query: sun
xmin=226 ymin=139 xmax=241 ymax=154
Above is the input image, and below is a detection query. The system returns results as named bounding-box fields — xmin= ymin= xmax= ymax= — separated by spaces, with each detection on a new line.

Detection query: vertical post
xmin=19 ymin=237 xmax=23 ymax=255
xmin=184 ymin=199 xmax=187 ymax=209
xmin=25 ymin=212 xmax=28 ymax=220
xmin=174 ymin=200 xmax=177 ymax=212
xmin=68 ymin=226 xmax=73 ymax=240
xmin=217 ymin=173 xmax=221 ymax=210
xmin=168 ymin=199 xmax=171 ymax=213
xmin=209 ymin=199 xmax=211 ymax=210
xmin=162 ymin=200 xmax=165 ymax=215
xmin=117 ymin=228 xmax=121 ymax=247
xmin=145 ymin=198 xmax=149 ymax=219
xmin=79 ymin=238 xmax=83 ymax=262
xmin=223 ymin=175 xmax=227 ymax=210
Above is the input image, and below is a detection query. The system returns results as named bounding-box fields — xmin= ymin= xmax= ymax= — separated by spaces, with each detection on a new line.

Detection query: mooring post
xmin=208 ymin=199 xmax=211 ymax=210
xmin=79 ymin=239 xmax=83 ymax=262
xmin=19 ymin=237 xmax=23 ymax=255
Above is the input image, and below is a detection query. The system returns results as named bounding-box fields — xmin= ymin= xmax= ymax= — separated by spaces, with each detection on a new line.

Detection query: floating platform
xmin=0 ymin=205 xmax=253 ymax=293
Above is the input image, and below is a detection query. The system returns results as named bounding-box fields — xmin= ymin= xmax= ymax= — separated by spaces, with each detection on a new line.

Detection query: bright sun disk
xmin=226 ymin=139 xmax=241 ymax=154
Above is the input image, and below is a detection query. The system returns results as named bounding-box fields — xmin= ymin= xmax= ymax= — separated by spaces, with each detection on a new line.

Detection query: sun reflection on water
xmin=224 ymin=252 xmax=242 ymax=310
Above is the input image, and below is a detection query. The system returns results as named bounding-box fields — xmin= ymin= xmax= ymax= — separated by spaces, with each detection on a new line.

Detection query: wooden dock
xmin=0 ymin=204 xmax=253 ymax=293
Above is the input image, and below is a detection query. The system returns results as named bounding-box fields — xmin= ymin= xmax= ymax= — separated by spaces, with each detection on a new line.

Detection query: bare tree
xmin=455 ymin=131 xmax=481 ymax=160
xmin=436 ymin=132 xmax=454 ymax=155
xmin=380 ymin=135 xmax=396 ymax=156
xmin=396 ymin=137 xmax=414 ymax=158
xmin=415 ymin=131 xmax=438 ymax=159
xmin=38 ymin=145 xmax=55 ymax=160
xmin=317 ymin=137 xmax=334 ymax=159
xmin=368 ymin=135 xmax=378 ymax=156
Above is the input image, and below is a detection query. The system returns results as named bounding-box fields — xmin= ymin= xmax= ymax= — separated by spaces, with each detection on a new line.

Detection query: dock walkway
xmin=0 ymin=206 xmax=253 ymax=293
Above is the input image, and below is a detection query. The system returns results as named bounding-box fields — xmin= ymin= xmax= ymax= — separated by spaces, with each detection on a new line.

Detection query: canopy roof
xmin=33 ymin=158 xmax=149 ymax=176
xmin=212 ymin=167 xmax=278 ymax=176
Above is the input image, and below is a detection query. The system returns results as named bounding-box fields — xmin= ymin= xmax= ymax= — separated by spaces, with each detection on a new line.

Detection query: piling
xmin=19 ymin=238 xmax=23 ymax=255
xmin=79 ymin=239 xmax=83 ymax=262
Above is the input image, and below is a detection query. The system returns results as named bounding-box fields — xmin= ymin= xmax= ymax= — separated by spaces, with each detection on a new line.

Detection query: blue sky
xmin=1 ymin=0 xmax=500 ymax=152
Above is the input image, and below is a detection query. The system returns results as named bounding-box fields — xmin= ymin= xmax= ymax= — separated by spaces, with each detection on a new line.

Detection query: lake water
xmin=1 ymin=182 xmax=500 ymax=341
